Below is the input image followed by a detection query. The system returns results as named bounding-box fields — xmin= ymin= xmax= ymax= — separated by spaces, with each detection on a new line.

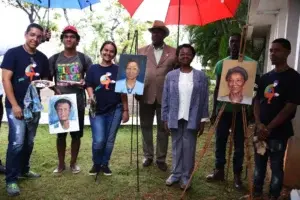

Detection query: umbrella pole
xmin=177 ymin=0 xmax=181 ymax=47
xmin=45 ymin=0 xmax=50 ymax=42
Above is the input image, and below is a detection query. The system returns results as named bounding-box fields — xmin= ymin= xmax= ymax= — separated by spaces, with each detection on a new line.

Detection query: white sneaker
xmin=53 ymin=166 xmax=65 ymax=173
xmin=71 ymin=165 xmax=81 ymax=174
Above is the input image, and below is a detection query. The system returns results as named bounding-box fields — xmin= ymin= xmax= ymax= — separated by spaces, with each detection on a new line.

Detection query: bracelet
xmin=123 ymin=109 xmax=128 ymax=112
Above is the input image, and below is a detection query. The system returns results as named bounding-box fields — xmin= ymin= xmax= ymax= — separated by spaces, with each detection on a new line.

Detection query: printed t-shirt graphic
xmin=264 ymin=80 xmax=279 ymax=104
xmin=57 ymin=62 xmax=81 ymax=85
xmin=95 ymin=72 xmax=116 ymax=91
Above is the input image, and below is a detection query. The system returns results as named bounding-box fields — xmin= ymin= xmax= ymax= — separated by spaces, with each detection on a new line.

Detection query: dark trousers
xmin=253 ymin=139 xmax=288 ymax=198
xmin=139 ymin=100 xmax=169 ymax=162
xmin=0 ymin=96 xmax=3 ymax=166
xmin=215 ymin=112 xmax=245 ymax=174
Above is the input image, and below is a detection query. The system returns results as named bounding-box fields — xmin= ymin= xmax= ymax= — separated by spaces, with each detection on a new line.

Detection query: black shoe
xmin=89 ymin=165 xmax=100 ymax=176
xmin=0 ymin=164 xmax=6 ymax=174
xmin=143 ymin=158 xmax=153 ymax=167
xmin=234 ymin=173 xmax=243 ymax=190
xmin=156 ymin=161 xmax=168 ymax=172
xmin=206 ymin=169 xmax=225 ymax=181
xmin=101 ymin=165 xmax=112 ymax=176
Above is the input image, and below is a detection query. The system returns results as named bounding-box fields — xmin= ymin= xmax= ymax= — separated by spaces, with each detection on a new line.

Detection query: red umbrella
xmin=119 ymin=0 xmax=241 ymax=26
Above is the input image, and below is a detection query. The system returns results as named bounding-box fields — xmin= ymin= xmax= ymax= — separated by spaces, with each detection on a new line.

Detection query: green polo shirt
xmin=214 ymin=56 xmax=257 ymax=112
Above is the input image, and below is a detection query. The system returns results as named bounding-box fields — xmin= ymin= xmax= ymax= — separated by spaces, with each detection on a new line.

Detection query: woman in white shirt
xmin=161 ymin=44 xmax=209 ymax=190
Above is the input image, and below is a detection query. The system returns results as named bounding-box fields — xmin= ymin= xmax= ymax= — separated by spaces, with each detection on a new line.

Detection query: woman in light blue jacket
xmin=161 ymin=44 xmax=209 ymax=190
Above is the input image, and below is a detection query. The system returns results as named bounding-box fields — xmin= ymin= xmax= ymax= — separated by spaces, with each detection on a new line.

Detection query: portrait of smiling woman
xmin=218 ymin=66 xmax=253 ymax=105
xmin=115 ymin=55 xmax=146 ymax=95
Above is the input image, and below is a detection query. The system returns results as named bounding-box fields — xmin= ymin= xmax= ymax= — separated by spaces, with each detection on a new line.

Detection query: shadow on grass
xmin=0 ymin=124 xmax=249 ymax=200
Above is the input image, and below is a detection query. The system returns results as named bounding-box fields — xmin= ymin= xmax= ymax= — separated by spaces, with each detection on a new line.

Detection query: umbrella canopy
xmin=119 ymin=0 xmax=241 ymax=26
xmin=21 ymin=0 xmax=100 ymax=9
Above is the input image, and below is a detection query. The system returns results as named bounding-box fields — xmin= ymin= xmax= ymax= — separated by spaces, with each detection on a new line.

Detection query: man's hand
xmin=44 ymin=29 xmax=51 ymax=42
xmin=122 ymin=110 xmax=129 ymax=123
xmin=256 ymin=123 xmax=269 ymax=141
xmin=210 ymin=113 xmax=217 ymax=125
xmin=71 ymin=79 xmax=85 ymax=88
xmin=12 ymin=105 xmax=23 ymax=120
xmin=54 ymin=87 xmax=61 ymax=95
xmin=164 ymin=121 xmax=170 ymax=135
xmin=198 ymin=122 xmax=205 ymax=137
xmin=88 ymin=96 xmax=96 ymax=105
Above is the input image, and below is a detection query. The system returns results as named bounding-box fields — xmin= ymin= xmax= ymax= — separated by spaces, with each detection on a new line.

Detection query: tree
xmin=76 ymin=0 xmax=152 ymax=63
xmin=1 ymin=0 xmax=68 ymax=30
xmin=1 ymin=0 xmax=50 ymax=23
xmin=104 ymin=1 xmax=150 ymax=54
xmin=187 ymin=0 xmax=249 ymax=68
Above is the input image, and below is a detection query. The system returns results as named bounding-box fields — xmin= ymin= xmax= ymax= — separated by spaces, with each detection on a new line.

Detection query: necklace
xmin=23 ymin=45 xmax=36 ymax=55
xmin=126 ymin=80 xmax=136 ymax=94
xmin=127 ymin=87 xmax=133 ymax=94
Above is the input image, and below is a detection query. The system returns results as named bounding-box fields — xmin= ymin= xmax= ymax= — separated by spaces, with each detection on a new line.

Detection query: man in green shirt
xmin=206 ymin=33 xmax=257 ymax=190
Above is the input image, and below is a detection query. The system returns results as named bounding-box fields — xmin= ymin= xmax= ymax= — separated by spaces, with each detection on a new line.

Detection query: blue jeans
xmin=90 ymin=104 xmax=122 ymax=166
xmin=5 ymin=108 xmax=40 ymax=184
xmin=253 ymin=139 xmax=288 ymax=198
xmin=215 ymin=112 xmax=244 ymax=174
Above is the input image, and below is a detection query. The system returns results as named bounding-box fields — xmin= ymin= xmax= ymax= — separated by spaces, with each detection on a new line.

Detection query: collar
xmin=152 ymin=43 xmax=165 ymax=50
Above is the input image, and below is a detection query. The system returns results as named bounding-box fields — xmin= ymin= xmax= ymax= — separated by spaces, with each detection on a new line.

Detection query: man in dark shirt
xmin=253 ymin=38 xmax=300 ymax=200
xmin=206 ymin=33 xmax=258 ymax=189
xmin=1 ymin=23 xmax=50 ymax=196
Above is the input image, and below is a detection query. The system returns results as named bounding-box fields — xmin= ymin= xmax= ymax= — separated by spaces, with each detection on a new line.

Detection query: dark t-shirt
xmin=85 ymin=64 xmax=121 ymax=114
xmin=0 ymin=45 xmax=49 ymax=108
xmin=256 ymin=68 xmax=300 ymax=139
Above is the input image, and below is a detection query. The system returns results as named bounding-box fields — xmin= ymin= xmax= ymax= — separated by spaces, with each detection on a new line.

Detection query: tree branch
xmin=32 ymin=5 xmax=41 ymax=22
xmin=15 ymin=0 xmax=30 ymax=16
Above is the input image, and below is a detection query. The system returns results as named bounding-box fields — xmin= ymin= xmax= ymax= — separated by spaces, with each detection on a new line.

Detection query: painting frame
xmin=48 ymin=94 xmax=79 ymax=134
xmin=115 ymin=54 xmax=147 ymax=95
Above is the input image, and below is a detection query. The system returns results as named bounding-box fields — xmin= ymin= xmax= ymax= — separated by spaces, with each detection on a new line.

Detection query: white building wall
xmin=286 ymin=0 xmax=300 ymax=69
xmin=292 ymin=4 xmax=300 ymax=139
xmin=275 ymin=1 xmax=288 ymax=38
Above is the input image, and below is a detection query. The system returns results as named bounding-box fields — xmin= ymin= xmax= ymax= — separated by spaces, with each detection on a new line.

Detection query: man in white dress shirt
xmin=137 ymin=20 xmax=176 ymax=171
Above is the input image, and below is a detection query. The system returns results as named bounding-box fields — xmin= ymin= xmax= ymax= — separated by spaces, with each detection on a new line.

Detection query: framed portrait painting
xmin=115 ymin=54 xmax=147 ymax=95
xmin=48 ymin=94 xmax=79 ymax=134
xmin=218 ymin=60 xmax=257 ymax=105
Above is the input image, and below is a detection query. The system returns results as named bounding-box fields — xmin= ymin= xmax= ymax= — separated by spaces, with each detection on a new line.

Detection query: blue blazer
xmin=161 ymin=69 xmax=209 ymax=130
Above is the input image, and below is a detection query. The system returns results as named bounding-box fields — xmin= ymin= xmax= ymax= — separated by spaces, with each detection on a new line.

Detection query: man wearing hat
xmin=49 ymin=25 xmax=92 ymax=174
xmin=137 ymin=20 xmax=176 ymax=171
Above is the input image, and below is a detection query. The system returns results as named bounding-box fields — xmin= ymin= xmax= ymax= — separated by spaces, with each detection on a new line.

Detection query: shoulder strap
xmin=52 ymin=53 xmax=60 ymax=86
xmin=77 ymin=52 xmax=88 ymax=107
xmin=77 ymin=52 xmax=87 ymax=77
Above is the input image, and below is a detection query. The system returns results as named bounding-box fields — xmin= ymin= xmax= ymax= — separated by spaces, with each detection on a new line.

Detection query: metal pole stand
xmin=128 ymin=30 xmax=140 ymax=194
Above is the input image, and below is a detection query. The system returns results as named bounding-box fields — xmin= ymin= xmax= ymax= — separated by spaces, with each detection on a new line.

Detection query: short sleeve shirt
xmin=256 ymin=68 xmax=300 ymax=139
xmin=85 ymin=64 xmax=121 ymax=114
xmin=0 ymin=45 xmax=49 ymax=108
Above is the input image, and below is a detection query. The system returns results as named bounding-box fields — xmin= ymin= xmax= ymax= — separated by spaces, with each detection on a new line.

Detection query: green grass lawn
xmin=0 ymin=124 xmax=249 ymax=200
